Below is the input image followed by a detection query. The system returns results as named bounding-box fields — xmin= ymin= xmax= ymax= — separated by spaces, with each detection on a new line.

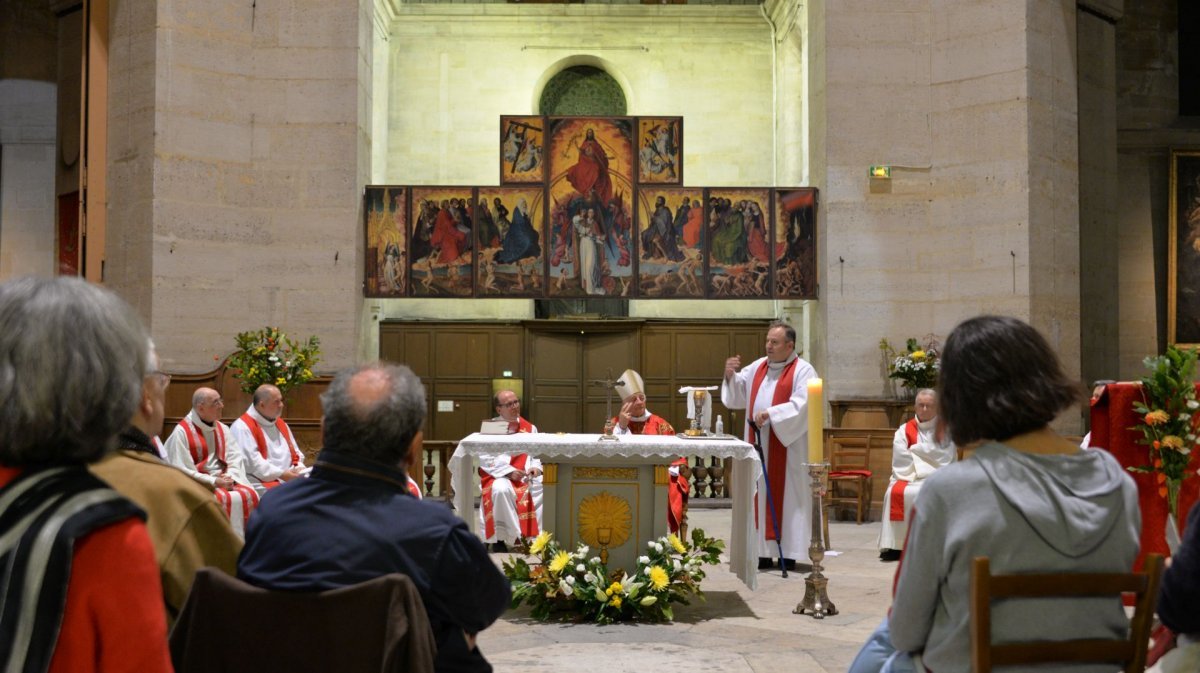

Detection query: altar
xmin=449 ymin=432 xmax=763 ymax=590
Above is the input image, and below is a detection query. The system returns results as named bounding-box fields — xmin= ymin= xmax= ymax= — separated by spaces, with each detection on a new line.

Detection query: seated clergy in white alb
xmin=163 ymin=387 xmax=260 ymax=539
xmin=878 ymin=388 xmax=956 ymax=560
xmin=229 ymin=384 xmax=307 ymax=495
xmin=477 ymin=389 xmax=542 ymax=552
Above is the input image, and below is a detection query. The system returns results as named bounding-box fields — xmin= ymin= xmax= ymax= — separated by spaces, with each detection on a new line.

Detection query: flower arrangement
xmin=1130 ymin=345 xmax=1200 ymax=520
xmin=503 ymin=529 xmax=724 ymax=624
xmin=226 ymin=326 xmax=321 ymax=397
xmin=879 ymin=336 xmax=940 ymax=392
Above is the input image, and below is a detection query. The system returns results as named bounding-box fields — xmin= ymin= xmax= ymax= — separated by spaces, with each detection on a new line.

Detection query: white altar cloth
xmin=450 ymin=432 xmax=762 ymax=590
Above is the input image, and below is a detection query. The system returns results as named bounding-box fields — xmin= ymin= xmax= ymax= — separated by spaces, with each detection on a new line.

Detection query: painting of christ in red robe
xmin=547 ymin=117 xmax=635 ymax=298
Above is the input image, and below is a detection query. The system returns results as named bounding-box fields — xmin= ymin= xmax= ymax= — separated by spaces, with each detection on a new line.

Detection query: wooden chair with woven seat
xmin=969 ymin=553 xmax=1165 ymax=673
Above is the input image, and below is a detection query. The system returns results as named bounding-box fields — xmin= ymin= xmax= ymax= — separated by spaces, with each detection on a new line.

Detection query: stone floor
xmin=478 ymin=508 xmax=893 ymax=673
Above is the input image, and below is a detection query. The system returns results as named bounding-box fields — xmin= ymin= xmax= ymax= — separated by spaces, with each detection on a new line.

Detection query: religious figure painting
xmin=1169 ymin=150 xmax=1200 ymax=346
xmin=636 ymin=117 xmax=682 ymax=186
xmin=773 ymin=188 xmax=818 ymax=299
xmin=409 ymin=187 xmax=476 ymax=297
xmin=636 ymin=188 xmax=705 ymax=298
xmin=547 ymin=117 xmax=636 ymax=297
xmin=705 ymin=189 xmax=772 ymax=299
xmin=500 ymin=116 xmax=546 ymax=185
xmin=475 ymin=187 xmax=546 ymax=297
xmin=363 ymin=186 xmax=408 ymax=298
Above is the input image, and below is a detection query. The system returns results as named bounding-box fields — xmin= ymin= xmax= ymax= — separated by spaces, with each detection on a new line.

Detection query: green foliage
xmin=1130 ymin=346 xmax=1200 ymax=517
xmin=226 ymin=326 xmax=321 ymax=397
xmin=880 ymin=336 xmax=940 ymax=391
xmin=502 ymin=528 xmax=725 ymax=624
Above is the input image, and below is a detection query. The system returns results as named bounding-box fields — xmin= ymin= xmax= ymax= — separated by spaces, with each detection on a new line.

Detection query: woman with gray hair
xmin=0 ymin=276 xmax=172 ymax=673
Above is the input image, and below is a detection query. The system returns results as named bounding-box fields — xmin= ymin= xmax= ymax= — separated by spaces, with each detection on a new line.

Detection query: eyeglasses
xmin=499 ymin=400 xmax=520 ymax=408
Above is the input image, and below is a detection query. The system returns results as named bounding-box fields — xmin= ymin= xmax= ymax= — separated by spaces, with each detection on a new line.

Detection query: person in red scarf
xmin=477 ymin=389 xmax=541 ymax=552
xmin=608 ymin=369 xmax=690 ymax=535
xmin=721 ymin=322 xmax=819 ymax=571
xmin=231 ymin=384 xmax=307 ymax=495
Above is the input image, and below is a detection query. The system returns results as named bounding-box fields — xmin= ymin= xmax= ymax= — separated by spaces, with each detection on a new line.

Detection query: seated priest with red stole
xmin=477 ymin=389 xmax=542 ymax=552
xmin=877 ymin=388 xmax=957 ymax=561
xmin=608 ymin=369 xmax=690 ymax=535
xmin=163 ymin=387 xmax=260 ymax=539
xmin=230 ymin=384 xmax=307 ymax=495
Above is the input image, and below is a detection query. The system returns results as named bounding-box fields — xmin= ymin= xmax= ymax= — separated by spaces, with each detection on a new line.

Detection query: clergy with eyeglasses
xmin=476 ymin=389 xmax=542 ymax=552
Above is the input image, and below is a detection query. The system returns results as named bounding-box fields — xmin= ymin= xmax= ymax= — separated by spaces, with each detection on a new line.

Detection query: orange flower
xmin=1153 ymin=440 xmax=1162 ymax=450
xmin=1154 ymin=458 xmax=1163 ymax=469
xmin=1157 ymin=472 xmax=1167 ymax=484
xmin=1159 ymin=486 xmax=1168 ymax=497
xmin=1145 ymin=410 xmax=1170 ymax=426
xmin=1162 ymin=435 xmax=1185 ymax=451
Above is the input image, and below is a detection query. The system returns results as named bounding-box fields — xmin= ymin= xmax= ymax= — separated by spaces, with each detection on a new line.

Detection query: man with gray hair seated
xmin=877 ymin=388 xmax=957 ymax=561
xmin=0 ymin=276 xmax=172 ymax=671
xmin=163 ymin=387 xmax=260 ymax=539
xmin=238 ymin=363 xmax=510 ymax=673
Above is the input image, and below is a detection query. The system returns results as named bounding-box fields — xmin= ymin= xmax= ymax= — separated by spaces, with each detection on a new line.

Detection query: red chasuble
xmin=1090 ymin=382 xmax=1200 ymax=570
xmin=747 ymin=357 xmax=799 ymax=540
xmin=609 ymin=414 xmax=690 ymax=534
xmin=238 ymin=413 xmax=304 ymax=489
xmin=479 ymin=416 xmax=539 ymax=540
xmin=178 ymin=419 xmax=259 ymax=526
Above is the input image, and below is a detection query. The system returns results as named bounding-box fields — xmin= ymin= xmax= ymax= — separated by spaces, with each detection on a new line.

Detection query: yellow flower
xmin=911 ymin=350 xmax=926 ymax=361
xmin=275 ymin=377 xmax=286 ymax=385
xmin=548 ymin=551 xmax=572 ymax=574
xmin=648 ymin=566 xmax=669 ymax=591
xmin=1144 ymin=410 xmax=1170 ymax=426
xmin=609 ymin=595 xmax=622 ymax=608
xmin=667 ymin=534 xmax=687 ymax=554
xmin=529 ymin=531 xmax=551 ymax=555
xmin=1162 ymin=435 xmax=1185 ymax=451
xmin=607 ymin=581 xmax=624 ymax=595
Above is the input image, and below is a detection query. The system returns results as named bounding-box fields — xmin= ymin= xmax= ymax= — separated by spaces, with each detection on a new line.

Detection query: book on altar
xmin=480 ymin=420 xmax=512 ymax=435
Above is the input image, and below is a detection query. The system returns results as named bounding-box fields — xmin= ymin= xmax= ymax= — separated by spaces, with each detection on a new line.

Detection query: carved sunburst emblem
xmin=577 ymin=491 xmax=633 ymax=549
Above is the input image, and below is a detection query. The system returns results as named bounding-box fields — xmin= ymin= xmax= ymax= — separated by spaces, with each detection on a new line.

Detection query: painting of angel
xmin=475 ymin=187 xmax=546 ymax=297
xmin=636 ymin=117 xmax=682 ymax=185
xmin=500 ymin=116 xmax=546 ymax=185
xmin=636 ymin=188 xmax=704 ymax=297
xmin=546 ymin=117 xmax=636 ymax=298
xmin=774 ymin=188 xmax=818 ymax=299
xmin=409 ymin=187 xmax=475 ymax=297
xmin=706 ymin=188 xmax=772 ymax=299
xmin=364 ymin=186 xmax=407 ymax=298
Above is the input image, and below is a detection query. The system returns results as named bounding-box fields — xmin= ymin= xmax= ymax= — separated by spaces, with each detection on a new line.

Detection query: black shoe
xmin=491 ymin=541 xmax=509 ymax=553
xmin=879 ymin=549 xmax=901 ymax=562
xmin=758 ymin=557 xmax=774 ymax=569
xmin=781 ymin=558 xmax=797 ymax=571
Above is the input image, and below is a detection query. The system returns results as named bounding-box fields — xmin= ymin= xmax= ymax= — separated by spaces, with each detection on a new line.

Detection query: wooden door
xmin=525 ymin=324 xmax=639 ymax=433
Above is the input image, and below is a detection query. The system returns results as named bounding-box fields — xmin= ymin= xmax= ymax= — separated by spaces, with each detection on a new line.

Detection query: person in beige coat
xmin=91 ymin=340 xmax=242 ymax=623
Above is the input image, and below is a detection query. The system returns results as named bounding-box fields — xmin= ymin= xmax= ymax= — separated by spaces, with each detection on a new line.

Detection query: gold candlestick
xmin=794 ymin=462 xmax=837 ymax=618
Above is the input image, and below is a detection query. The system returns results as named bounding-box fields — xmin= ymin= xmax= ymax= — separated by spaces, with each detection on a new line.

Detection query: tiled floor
xmin=478 ymin=508 xmax=893 ymax=673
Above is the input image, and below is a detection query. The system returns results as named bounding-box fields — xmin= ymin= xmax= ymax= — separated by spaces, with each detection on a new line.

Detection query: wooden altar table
xmin=450 ymin=432 xmax=762 ymax=590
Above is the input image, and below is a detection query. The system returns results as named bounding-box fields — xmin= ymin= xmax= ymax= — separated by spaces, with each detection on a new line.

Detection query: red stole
xmin=406 ymin=477 xmax=422 ymax=499
xmin=180 ymin=418 xmax=226 ymax=472
xmin=239 ymin=413 xmax=303 ymax=490
xmin=889 ymin=418 xmax=921 ymax=521
xmin=748 ymin=357 xmax=799 ymax=540
xmin=479 ymin=416 xmax=539 ymax=540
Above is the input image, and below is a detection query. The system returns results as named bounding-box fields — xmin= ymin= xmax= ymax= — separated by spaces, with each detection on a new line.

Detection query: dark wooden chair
xmin=969 ymin=554 xmax=1164 ymax=673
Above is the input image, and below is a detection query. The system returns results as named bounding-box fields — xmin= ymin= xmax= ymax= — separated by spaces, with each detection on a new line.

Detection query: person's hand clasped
xmin=215 ymin=474 xmax=234 ymax=490
xmin=754 ymin=410 xmax=770 ymax=426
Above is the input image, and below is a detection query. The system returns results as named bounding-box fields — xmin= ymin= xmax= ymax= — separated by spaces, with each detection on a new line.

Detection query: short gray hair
xmin=916 ymin=388 xmax=936 ymax=400
xmin=320 ymin=362 xmax=426 ymax=466
xmin=0 ymin=277 xmax=148 ymax=466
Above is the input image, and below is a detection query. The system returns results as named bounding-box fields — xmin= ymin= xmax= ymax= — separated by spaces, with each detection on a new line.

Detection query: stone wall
xmin=106 ymin=0 xmax=369 ymax=373
xmin=813 ymin=0 xmax=1081 ymax=407
xmin=0 ymin=80 xmax=56 ymax=280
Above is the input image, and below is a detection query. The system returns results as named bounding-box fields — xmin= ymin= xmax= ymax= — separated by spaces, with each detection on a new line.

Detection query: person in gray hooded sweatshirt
xmin=848 ymin=315 xmax=1141 ymax=673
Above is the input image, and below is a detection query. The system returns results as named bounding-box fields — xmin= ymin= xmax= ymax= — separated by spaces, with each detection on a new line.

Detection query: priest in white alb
xmin=477 ymin=389 xmax=542 ymax=552
xmin=721 ymin=321 xmax=818 ymax=570
xmin=163 ymin=387 xmax=260 ymax=539
xmin=877 ymin=388 xmax=956 ymax=560
xmin=230 ymin=384 xmax=307 ymax=495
